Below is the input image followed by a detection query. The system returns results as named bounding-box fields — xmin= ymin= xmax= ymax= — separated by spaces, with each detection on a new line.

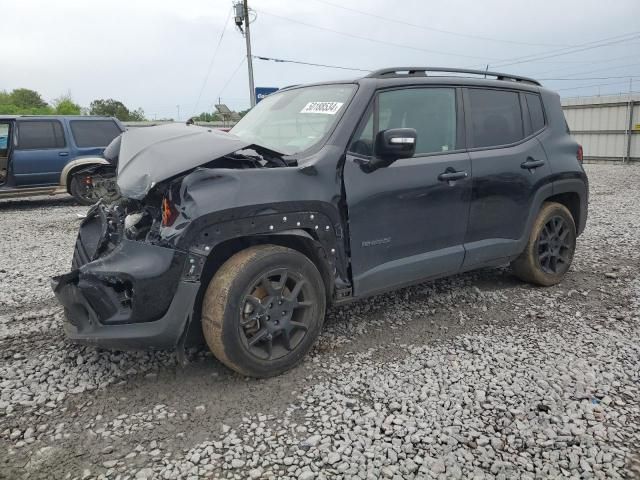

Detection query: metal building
xmin=562 ymin=94 xmax=640 ymax=164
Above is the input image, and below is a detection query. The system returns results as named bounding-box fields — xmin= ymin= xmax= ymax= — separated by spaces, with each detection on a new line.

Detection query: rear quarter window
xmin=16 ymin=120 xmax=66 ymax=149
xmin=524 ymin=93 xmax=545 ymax=132
xmin=70 ymin=120 xmax=122 ymax=148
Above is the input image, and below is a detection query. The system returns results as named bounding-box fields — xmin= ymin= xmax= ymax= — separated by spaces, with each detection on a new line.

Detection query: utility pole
xmin=624 ymin=77 xmax=634 ymax=164
xmin=234 ymin=1 xmax=256 ymax=107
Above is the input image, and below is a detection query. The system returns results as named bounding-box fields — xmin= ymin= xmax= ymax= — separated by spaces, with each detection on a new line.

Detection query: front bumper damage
xmin=51 ymin=205 xmax=200 ymax=350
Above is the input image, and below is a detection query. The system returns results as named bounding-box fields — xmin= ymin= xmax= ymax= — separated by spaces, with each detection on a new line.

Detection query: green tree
xmin=53 ymin=94 xmax=81 ymax=115
xmin=193 ymin=112 xmax=222 ymax=122
xmin=0 ymin=88 xmax=53 ymax=115
xmin=128 ymin=108 xmax=146 ymax=121
xmin=0 ymin=90 xmax=11 ymax=106
xmin=10 ymin=88 xmax=48 ymax=109
xmin=89 ymin=98 xmax=146 ymax=121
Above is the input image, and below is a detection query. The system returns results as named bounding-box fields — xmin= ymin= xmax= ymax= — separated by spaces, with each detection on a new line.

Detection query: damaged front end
xmin=51 ymin=200 xmax=201 ymax=349
xmin=51 ymin=124 xmax=294 ymax=350
xmin=51 ymin=122 xmax=341 ymax=351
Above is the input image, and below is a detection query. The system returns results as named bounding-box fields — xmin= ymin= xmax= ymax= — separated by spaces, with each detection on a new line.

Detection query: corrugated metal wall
xmin=562 ymin=94 xmax=639 ymax=163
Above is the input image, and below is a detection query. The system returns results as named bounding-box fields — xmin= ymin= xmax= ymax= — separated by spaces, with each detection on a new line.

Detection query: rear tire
xmin=201 ymin=245 xmax=326 ymax=378
xmin=512 ymin=202 xmax=576 ymax=286
xmin=69 ymin=175 xmax=96 ymax=206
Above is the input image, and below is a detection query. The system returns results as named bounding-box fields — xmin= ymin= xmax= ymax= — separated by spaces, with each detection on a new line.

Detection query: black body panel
xmin=51 ymin=70 xmax=589 ymax=351
xmin=344 ymin=151 xmax=471 ymax=296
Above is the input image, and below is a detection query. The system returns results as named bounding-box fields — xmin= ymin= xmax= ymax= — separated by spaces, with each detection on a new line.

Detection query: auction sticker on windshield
xmin=300 ymin=102 xmax=344 ymax=115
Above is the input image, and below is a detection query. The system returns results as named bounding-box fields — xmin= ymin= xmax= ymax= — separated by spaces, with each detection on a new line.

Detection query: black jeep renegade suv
xmin=53 ymin=67 xmax=588 ymax=377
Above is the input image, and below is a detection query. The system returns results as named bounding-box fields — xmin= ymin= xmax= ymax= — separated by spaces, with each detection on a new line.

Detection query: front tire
xmin=201 ymin=245 xmax=326 ymax=378
xmin=512 ymin=202 xmax=576 ymax=286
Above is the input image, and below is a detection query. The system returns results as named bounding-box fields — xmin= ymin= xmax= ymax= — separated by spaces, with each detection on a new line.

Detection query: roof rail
xmin=365 ymin=67 xmax=541 ymax=86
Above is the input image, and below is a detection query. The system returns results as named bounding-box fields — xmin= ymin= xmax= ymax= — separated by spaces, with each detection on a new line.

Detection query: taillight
xmin=577 ymin=145 xmax=584 ymax=164
xmin=161 ymin=197 xmax=178 ymax=227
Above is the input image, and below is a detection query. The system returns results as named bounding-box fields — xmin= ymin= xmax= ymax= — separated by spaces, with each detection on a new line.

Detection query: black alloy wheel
xmin=201 ymin=245 xmax=326 ymax=378
xmin=240 ymin=268 xmax=314 ymax=361
xmin=511 ymin=201 xmax=577 ymax=286
xmin=536 ymin=215 xmax=573 ymax=274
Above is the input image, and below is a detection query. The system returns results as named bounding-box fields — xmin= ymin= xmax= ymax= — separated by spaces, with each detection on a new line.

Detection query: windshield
xmin=230 ymin=84 xmax=356 ymax=156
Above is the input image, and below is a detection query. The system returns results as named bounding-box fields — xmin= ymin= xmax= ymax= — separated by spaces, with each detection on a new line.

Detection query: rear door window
xmin=16 ymin=120 xmax=66 ymax=149
xmin=70 ymin=120 xmax=122 ymax=147
xmin=467 ymin=89 xmax=524 ymax=148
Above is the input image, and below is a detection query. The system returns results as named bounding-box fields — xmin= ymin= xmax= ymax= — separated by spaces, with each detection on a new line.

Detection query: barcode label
xmin=300 ymin=102 xmax=344 ymax=115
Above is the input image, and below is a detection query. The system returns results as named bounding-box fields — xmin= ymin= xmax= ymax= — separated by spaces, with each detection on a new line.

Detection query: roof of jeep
xmin=279 ymin=67 xmax=547 ymax=94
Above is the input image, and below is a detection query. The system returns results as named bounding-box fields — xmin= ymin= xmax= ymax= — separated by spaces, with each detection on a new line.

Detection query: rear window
xmin=70 ymin=120 xmax=121 ymax=148
xmin=524 ymin=93 xmax=545 ymax=132
xmin=16 ymin=120 xmax=66 ymax=149
xmin=467 ymin=89 xmax=524 ymax=148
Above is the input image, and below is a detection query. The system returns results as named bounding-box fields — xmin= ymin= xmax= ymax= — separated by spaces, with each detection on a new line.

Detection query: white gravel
xmin=1 ymin=164 xmax=639 ymax=479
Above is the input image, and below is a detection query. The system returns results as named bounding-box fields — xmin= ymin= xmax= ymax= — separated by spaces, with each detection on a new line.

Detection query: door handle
xmin=59 ymin=152 xmax=69 ymax=157
xmin=521 ymin=157 xmax=545 ymax=170
xmin=438 ymin=170 xmax=468 ymax=182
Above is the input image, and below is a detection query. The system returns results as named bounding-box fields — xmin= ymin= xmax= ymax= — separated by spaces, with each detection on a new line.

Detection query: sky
xmin=3 ymin=0 xmax=640 ymax=119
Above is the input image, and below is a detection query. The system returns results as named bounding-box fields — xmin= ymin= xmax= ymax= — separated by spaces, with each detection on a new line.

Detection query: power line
xmin=555 ymin=79 xmax=634 ymax=91
xmin=254 ymin=8 xmax=505 ymax=61
xmin=214 ymin=57 xmax=247 ymax=101
xmin=489 ymin=32 xmax=640 ymax=68
xmin=255 ymin=55 xmax=640 ymax=82
xmin=192 ymin=8 xmax=233 ymax=116
xmin=259 ymin=7 xmax=639 ymax=72
xmin=526 ymin=54 xmax=640 ymax=77
xmin=309 ymin=0 xmax=573 ymax=48
xmin=255 ymin=54 xmax=640 ymax=84
xmin=541 ymin=75 xmax=640 ymax=81
xmin=563 ymin=91 xmax=640 ymax=100
xmin=253 ymin=55 xmax=370 ymax=72
xmin=536 ymin=61 xmax=640 ymax=80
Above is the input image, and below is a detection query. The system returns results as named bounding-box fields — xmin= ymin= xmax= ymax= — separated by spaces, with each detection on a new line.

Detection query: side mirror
xmin=375 ymin=128 xmax=417 ymax=161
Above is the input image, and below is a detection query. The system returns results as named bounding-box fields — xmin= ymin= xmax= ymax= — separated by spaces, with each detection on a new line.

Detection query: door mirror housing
xmin=354 ymin=128 xmax=418 ymax=173
xmin=375 ymin=128 xmax=417 ymax=161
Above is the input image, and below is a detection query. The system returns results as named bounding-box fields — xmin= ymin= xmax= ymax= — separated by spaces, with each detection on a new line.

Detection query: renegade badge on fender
xmin=52 ymin=67 xmax=588 ymax=378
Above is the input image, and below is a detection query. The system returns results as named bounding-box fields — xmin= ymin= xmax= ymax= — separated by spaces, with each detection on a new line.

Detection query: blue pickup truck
xmin=0 ymin=115 xmax=124 ymax=204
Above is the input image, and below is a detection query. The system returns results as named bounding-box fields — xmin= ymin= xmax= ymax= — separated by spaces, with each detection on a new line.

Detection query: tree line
xmin=0 ymin=88 xmax=248 ymax=122
xmin=0 ymin=88 xmax=147 ymax=121
xmin=0 ymin=88 xmax=146 ymax=121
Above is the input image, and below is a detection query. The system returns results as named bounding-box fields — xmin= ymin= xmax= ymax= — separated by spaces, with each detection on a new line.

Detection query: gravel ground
xmin=0 ymin=164 xmax=639 ymax=480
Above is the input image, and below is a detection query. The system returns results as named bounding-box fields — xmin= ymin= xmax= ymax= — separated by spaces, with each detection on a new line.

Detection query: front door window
xmin=350 ymin=87 xmax=457 ymax=157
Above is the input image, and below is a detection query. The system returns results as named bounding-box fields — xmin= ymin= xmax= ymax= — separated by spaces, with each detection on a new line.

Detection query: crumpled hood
xmin=116 ymin=123 xmax=251 ymax=199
